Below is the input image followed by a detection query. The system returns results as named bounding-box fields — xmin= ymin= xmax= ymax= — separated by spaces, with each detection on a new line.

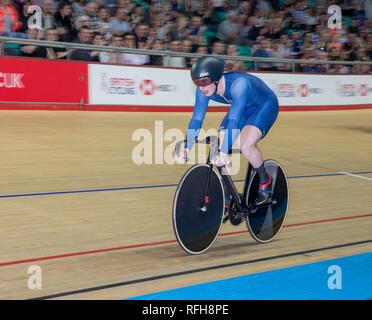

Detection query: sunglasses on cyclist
xmin=192 ymin=77 xmax=213 ymax=87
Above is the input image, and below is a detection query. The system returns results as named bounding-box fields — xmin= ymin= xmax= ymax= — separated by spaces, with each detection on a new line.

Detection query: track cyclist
xmin=176 ymin=56 xmax=279 ymax=206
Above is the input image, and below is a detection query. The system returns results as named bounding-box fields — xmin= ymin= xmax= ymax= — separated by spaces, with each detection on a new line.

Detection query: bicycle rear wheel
xmin=245 ymin=159 xmax=289 ymax=243
xmin=172 ymin=164 xmax=225 ymax=254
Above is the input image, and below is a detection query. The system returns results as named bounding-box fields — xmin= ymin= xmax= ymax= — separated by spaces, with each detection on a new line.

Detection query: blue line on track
xmin=1 ymin=171 xmax=371 ymax=199
xmin=127 ymin=251 xmax=372 ymax=300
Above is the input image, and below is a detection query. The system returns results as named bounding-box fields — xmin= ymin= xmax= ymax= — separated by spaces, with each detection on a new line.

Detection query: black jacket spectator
xmin=55 ymin=2 xmax=74 ymax=42
xmin=69 ymin=27 xmax=99 ymax=62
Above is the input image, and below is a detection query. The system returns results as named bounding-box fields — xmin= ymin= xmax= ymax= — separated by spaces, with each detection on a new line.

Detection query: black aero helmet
xmin=190 ymin=56 xmax=224 ymax=87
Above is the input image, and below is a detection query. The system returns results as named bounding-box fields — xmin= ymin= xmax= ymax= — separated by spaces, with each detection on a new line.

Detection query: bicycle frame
xmin=176 ymin=136 xmax=253 ymax=213
xmin=204 ymin=137 xmax=252 ymax=213
xmin=216 ymin=163 xmax=252 ymax=213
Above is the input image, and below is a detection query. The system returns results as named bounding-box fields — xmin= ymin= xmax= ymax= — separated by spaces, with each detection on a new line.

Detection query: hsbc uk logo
xmin=297 ymin=83 xmax=324 ymax=98
xmin=358 ymin=84 xmax=368 ymax=96
xmin=297 ymin=84 xmax=309 ymax=97
xmin=139 ymin=79 xmax=176 ymax=96
xmin=139 ymin=79 xmax=156 ymax=95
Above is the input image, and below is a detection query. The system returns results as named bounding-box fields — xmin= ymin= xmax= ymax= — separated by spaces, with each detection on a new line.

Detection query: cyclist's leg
xmin=239 ymin=99 xmax=279 ymax=204
xmin=218 ymin=116 xmax=232 ymax=210
xmin=239 ymin=125 xmax=264 ymax=169
xmin=239 ymin=98 xmax=278 ymax=173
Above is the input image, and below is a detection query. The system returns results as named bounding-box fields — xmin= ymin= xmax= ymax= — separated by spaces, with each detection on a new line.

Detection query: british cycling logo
xmin=99 ymin=73 xmax=136 ymax=95
xmin=99 ymin=74 xmax=176 ymax=96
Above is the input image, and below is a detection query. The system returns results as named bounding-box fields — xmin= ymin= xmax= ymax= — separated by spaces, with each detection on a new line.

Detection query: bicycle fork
xmin=200 ymin=163 xmax=213 ymax=213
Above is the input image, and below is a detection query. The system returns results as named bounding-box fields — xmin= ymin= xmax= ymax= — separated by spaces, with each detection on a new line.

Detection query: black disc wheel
xmin=245 ymin=159 xmax=289 ymax=243
xmin=172 ymin=164 xmax=225 ymax=254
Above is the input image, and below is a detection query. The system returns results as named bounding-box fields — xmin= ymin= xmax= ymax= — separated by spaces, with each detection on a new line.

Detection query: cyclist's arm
xmin=184 ymin=89 xmax=210 ymax=151
xmin=220 ymin=78 xmax=251 ymax=154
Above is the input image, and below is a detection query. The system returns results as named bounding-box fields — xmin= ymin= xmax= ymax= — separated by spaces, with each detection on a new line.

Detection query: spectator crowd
xmin=0 ymin=0 xmax=371 ymax=73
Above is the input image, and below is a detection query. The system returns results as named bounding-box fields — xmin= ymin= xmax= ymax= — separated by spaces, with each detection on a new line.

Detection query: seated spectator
xmin=328 ymin=47 xmax=340 ymax=62
xmin=133 ymin=23 xmax=149 ymax=48
xmin=169 ymin=15 xmax=190 ymax=41
xmin=54 ymin=2 xmax=74 ymax=42
xmin=348 ymin=18 xmax=361 ymax=34
xmin=91 ymin=32 xmax=110 ymax=63
xmin=109 ymin=8 xmax=132 ymax=36
xmin=19 ymin=1 xmax=32 ymax=33
xmin=302 ymin=31 xmax=316 ymax=51
xmin=163 ymin=40 xmax=186 ymax=67
xmin=299 ymin=46 xmax=317 ymax=73
xmin=328 ymin=34 xmax=343 ymax=52
xmin=108 ymin=34 xmax=126 ymax=64
xmin=354 ymin=47 xmax=369 ymax=62
xmin=71 ymin=0 xmax=86 ymax=17
xmin=261 ymin=17 xmax=283 ymax=40
xmin=277 ymin=34 xmax=292 ymax=58
xmin=97 ymin=6 xmax=112 ymax=40
xmin=365 ymin=33 xmax=372 ymax=59
xmin=169 ymin=0 xmax=181 ymax=21
xmin=145 ymin=26 xmax=157 ymax=49
xmin=225 ymin=43 xmax=244 ymax=70
xmin=133 ymin=40 xmax=151 ymax=65
xmin=131 ymin=4 xmax=145 ymax=25
xmin=359 ymin=63 xmax=371 ymax=74
xmin=315 ymin=50 xmax=328 ymax=73
xmin=290 ymin=1 xmax=317 ymax=29
xmin=44 ymin=28 xmax=68 ymax=59
xmin=288 ymin=31 xmax=303 ymax=58
xmin=160 ymin=1 xmax=176 ymax=24
xmin=211 ymin=39 xmax=226 ymax=66
xmin=186 ymin=14 xmax=207 ymax=45
xmin=190 ymin=43 xmax=208 ymax=67
xmin=41 ymin=0 xmax=56 ymax=31
xmin=73 ymin=15 xmax=90 ymax=41
xmin=181 ymin=38 xmax=193 ymax=67
xmin=70 ymin=26 xmax=99 ymax=61
xmin=122 ymin=33 xmax=149 ymax=65
xmin=180 ymin=0 xmax=194 ymax=20
xmin=216 ymin=10 xmax=239 ymax=43
xmin=154 ymin=15 xmax=172 ymax=42
xmin=20 ymin=27 xmax=47 ymax=57
xmin=115 ymin=0 xmax=132 ymax=16
xmin=252 ymin=38 xmax=277 ymax=71
xmin=235 ymin=13 xmax=249 ymax=41
xmin=149 ymin=39 xmax=164 ymax=66
xmin=0 ymin=0 xmax=25 ymax=38
xmin=86 ymin=1 xmax=100 ymax=32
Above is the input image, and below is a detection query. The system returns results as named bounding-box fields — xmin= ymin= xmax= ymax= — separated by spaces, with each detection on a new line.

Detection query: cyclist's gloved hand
xmin=211 ymin=152 xmax=232 ymax=175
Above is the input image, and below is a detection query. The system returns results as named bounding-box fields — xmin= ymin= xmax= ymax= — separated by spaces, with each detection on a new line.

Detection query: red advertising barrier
xmin=1 ymin=57 xmax=371 ymax=112
xmin=0 ymin=57 xmax=88 ymax=110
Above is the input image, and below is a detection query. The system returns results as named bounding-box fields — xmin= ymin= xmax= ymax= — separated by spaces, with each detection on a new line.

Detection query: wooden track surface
xmin=0 ymin=109 xmax=371 ymax=300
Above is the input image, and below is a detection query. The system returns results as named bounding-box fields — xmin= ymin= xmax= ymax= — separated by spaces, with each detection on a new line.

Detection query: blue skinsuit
xmin=185 ymin=72 xmax=279 ymax=154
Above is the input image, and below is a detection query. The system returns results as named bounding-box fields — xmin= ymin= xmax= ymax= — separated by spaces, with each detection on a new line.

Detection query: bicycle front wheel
xmin=172 ymin=164 xmax=225 ymax=254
